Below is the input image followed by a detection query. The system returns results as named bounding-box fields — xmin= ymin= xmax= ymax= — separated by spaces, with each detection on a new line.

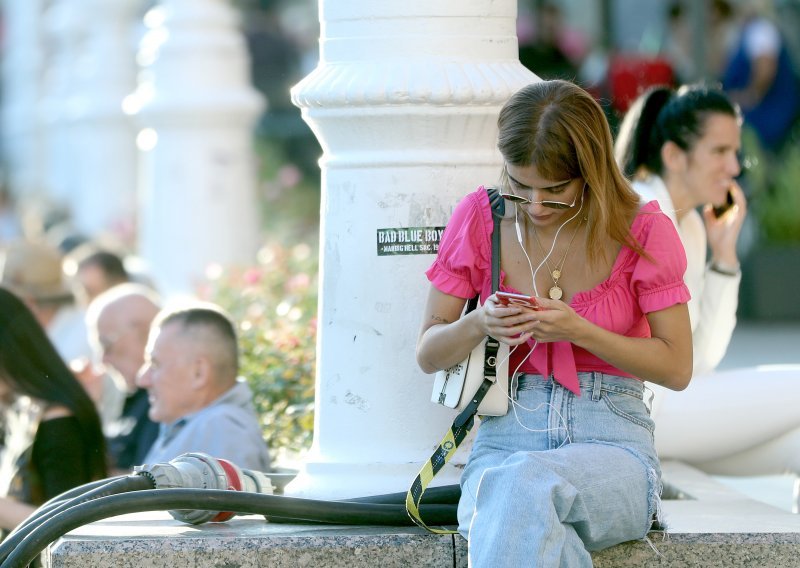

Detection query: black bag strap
xmin=488 ymin=186 xmax=504 ymax=292
xmin=464 ymin=186 xmax=504 ymax=313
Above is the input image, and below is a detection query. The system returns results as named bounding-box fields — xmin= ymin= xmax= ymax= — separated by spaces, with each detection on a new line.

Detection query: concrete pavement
xmin=713 ymin=319 xmax=800 ymax=513
xmin=717 ymin=320 xmax=800 ymax=371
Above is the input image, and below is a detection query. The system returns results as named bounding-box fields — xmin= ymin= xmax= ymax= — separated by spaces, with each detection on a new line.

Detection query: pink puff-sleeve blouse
xmin=425 ymin=186 xmax=691 ymax=394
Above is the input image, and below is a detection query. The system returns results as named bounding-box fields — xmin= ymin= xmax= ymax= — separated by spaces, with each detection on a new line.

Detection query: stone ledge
xmin=44 ymin=517 xmax=800 ymax=568
xmin=44 ymin=461 xmax=800 ymax=568
xmin=45 ymin=520 xmax=458 ymax=568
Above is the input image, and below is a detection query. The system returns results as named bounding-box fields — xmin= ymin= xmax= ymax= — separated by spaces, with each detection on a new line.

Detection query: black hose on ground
xmin=2 ymin=488 xmax=459 ymax=568
xmin=342 ymin=484 xmax=460 ymax=505
xmin=39 ymin=475 xmax=128 ymax=510
xmin=0 ymin=475 xmax=154 ymax=565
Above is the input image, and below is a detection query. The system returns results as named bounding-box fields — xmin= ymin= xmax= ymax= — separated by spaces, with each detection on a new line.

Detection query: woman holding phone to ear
xmin=417 ymin=80 xmax=693 ymax=566
xmin=616 ymin=85 xmax=746 ymax=380
xmin=615 ymin=86 xmax=800 ymax=485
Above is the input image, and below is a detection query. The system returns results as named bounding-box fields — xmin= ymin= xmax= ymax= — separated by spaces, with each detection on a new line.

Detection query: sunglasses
xmin=500 ymin=165 xmax=584 ymax=209
xmin=498 ymin=184 xmax=583 ymax=209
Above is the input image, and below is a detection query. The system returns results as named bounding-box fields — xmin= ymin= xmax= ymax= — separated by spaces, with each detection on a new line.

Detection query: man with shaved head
xmin=137 ymin=303 xmax=271 ymax=472
xmin=86 ymin=283 xmax=161 ymax=471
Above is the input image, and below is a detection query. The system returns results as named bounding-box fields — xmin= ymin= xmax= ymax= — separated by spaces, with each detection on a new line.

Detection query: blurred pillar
xmin=600 ymin=0 xmax=614 ymax=52
xmin=688 ymin=0 xmax=708 ymax=81
xmin=40 ymin=0 xmax=88 ymax=209
xmin=131 ymin=0 xmax=264 ymax=296
xmin=69 ymin=0 xmax=142 ymax=240
xmin=0 ymin=0 xmax=47 ymax=198
xmin=289 ymin=0 xmax=535 ymax=498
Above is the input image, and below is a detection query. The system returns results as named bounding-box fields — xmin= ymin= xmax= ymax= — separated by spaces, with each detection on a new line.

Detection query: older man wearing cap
xmin=0 ymin=239 xmax=125 ymax=427
xmin=0 ymin=239 xmax=90 ymax=362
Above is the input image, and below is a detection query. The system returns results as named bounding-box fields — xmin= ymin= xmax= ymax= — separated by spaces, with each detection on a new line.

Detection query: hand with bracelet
xmin=704 ymin=180 xmax=746 ymax=276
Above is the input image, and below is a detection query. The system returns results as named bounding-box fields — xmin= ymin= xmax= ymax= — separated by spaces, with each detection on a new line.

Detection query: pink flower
xmin=287 ymin=273 xmax=310 ymax=292
xmin=278 ymin=164 xmax=302 ymax=188
xmin=243 ymin=268 xmax=262 ymax=285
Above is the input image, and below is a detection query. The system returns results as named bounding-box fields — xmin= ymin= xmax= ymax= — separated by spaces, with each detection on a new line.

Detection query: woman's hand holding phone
xmin=492 ymin=293 xmax=588 ymax=345
xmin=484 ymin=292 xmax=543 ymax=345
xmin=704 ymin=181 xmax=747 ymax=268
xmin=711 ymin=188 xmax=735 ymax=219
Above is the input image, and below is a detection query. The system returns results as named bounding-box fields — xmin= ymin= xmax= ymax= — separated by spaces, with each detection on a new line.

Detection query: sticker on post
xmin=377 ymin=227 xmax=445 ymax=256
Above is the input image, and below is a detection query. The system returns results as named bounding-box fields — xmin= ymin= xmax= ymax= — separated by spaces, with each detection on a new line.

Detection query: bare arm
xmin=0 ymin=496 xmax=36 ymax=532
xmin=416 ymin=286 xmax=481 ymax=374
xmin=745 ymin=53 xmax=778 ymax=104
xmin=525 ymin=299 xmax=693 ymax=391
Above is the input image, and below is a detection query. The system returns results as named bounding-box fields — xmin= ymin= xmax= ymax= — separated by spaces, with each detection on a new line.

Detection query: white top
xmin=633 ymin=175 xmax=740 ymax=376
xmin=48 ymin=305 xmax=92 ymax=364
xmin=743 ymin=17 xmax=780 ymax=58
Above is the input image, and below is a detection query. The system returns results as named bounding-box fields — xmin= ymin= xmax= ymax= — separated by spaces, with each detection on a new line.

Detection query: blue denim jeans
xmin=458 ymin=372 xmax=661 ymax=567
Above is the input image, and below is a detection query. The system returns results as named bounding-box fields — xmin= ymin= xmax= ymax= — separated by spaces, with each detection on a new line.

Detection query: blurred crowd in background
xmin=245 ymin=0 xmax=800 ymax=257
xmin=237 ymin=0 xmax=800 ymax=232
xmin=2 ymin=0 xmax=799 ymax=257
xmin=1 ymin=0 xmax=800 ymax=530
xmin=0 ymin=0 xmax=798 ymax=455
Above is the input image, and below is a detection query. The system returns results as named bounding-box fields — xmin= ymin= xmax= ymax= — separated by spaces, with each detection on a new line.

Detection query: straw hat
xmin=0 ymin=240 xmax=73 ymax=302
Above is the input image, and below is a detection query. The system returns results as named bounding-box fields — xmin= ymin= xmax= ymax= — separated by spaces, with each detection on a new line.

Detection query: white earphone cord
xmin=502 ymin=188 xmax=586 ymax=442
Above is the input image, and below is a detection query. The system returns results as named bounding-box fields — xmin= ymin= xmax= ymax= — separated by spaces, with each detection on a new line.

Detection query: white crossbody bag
xmin=430 ymin=331 xmax=509 ymax=416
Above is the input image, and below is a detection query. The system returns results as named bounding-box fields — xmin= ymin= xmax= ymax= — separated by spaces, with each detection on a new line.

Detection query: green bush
xmin=199 ymin=241 xmax=318 ymax=459
xmin=758 ymin=144 xmax=800 ymax=244
xmin=742 ymin=126 xmax=800 ymax=244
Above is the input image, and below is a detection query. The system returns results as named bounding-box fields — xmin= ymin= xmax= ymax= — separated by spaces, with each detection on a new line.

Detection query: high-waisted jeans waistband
xmin=513 ymin=372 xmax=644 ymax=401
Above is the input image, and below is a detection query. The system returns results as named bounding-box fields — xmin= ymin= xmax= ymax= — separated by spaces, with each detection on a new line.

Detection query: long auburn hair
xmin=0 ymin=286 xmax=107 ymax=482
xmin=497 ymin=79 xmax=645 ymax=266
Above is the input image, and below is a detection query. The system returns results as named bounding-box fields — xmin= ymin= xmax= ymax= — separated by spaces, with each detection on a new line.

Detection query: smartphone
xmin=496 ymin=291 xmax=540 ymax=310
xmin=712 ymin=189 xmax=735 ymax=218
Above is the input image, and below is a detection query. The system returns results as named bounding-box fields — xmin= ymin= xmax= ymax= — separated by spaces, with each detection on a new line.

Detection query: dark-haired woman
xmin=615 ymin=84 xmax=745 ymax=379
xmin=617 ymin=84 xmax=800 ymax=485
xmin=615 ymin=85 xmax=800 ymax=482
xmin=0 ymin=287 xmax=107 ymax=533
xmin=417 ymin=80 xmax=692 ymax=565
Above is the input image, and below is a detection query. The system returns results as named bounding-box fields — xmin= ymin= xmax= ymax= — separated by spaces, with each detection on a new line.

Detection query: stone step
xmin=43 ymin=461 xmax=800 ymax=568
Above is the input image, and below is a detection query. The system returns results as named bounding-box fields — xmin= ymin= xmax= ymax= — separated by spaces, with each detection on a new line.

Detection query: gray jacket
xmin=143 ymin=379 xmax=271 ymax=472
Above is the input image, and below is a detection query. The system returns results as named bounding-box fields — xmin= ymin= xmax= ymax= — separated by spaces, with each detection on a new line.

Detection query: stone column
xmin=289 ymin=0 xmax=535 ymax=499
xmin=40 ymin=0 xmax=87 ymax=207
xmin=68 ymin=0 xmax=142 ymax=239
xmin=0 ymin=0 xmax=46 ymax=198
xmin=131 ymin=0 xmax=264 ymax=296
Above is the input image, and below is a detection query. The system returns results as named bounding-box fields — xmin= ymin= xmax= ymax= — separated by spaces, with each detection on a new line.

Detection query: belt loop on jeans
xmin=591 ymin=372 xmax=602 ymax=401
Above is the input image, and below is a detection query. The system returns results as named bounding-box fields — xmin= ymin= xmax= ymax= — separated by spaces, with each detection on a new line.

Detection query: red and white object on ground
xmin=135 ymin=452 xmax=274 ymax=524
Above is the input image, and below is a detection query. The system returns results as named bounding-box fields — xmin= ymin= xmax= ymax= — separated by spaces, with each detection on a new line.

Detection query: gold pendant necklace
xmin=531 ymin=218 xmax=583 ymax=300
